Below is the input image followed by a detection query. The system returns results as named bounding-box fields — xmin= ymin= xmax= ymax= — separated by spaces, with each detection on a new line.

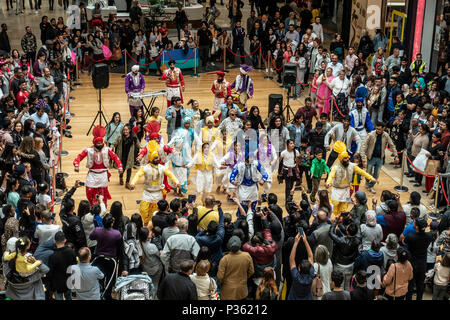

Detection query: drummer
xmin=161 ymin=59 xmax=185 ymax=107
xmin=125 ymin=65 xmax=145 ymax=116
xmin=214 ymin=95 xmax=246 ymax=123
xmin=230 ymin=64 xmax=254 ymax=112
xmin=211 ymin=71 xmax=231 ymax=112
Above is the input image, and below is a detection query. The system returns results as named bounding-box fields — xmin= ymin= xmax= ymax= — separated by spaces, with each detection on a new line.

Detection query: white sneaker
xmin=369 ymin=187 xmax=376 ymax=194
xmin=210 ymin=62 xmax=215 ymax=66
xmin=270 ymin=68 xmax=273 ymax=73
xmin=265 ymin=68 xmax=268 ymax=73
xmin=65 ymin=111 xmax=72 ymax=119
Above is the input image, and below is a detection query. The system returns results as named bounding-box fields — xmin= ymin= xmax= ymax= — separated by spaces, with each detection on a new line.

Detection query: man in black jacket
xmin=232 ymin=21 xmax=246 ymax=65
xmin=404 ymin=218 xmax=433 ymax=300
xmin=47 ymin=231 xmax=77 ymax=300
xmin=129 ymin=1 xmax=143 ymax=28
xmin=308 ymin=122 xmax=326 ymax=156
xmin=157 ymin=259 xmax=198 ymax=300
xmin=59 ymin=180 xmax=87 ymax=252
xmin=329 ymin=219 xmax=361 ymax=291
xmin=152 ymin=199 xmax=170 ymax=231
xmin=174 ymin=3 xmax=188 ymax=41
xmin=0 ymin=24 xmax=10 ymax=56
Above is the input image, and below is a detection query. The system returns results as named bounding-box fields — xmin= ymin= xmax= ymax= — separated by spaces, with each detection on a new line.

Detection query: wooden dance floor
xmin=61 ymin=70 xmax=413 ymax=217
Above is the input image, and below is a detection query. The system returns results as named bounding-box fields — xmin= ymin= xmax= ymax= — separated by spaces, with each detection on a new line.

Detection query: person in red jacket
xmin=242 ymin=209 xmax=278 ymax=298
xmin=16 ymin=79 xmax=29 ymax=107
xmin=73 ymin=126 xmax=123 ymax=206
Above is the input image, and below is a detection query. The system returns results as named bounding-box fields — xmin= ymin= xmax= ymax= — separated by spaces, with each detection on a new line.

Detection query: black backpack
xmin=55 ymin=173 xmax=67 ymax=192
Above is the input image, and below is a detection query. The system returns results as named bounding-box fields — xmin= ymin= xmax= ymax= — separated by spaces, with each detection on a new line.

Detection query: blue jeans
xmin=371 ymin=109 xmax=383 ymax=128
xmin=55 ymin=290 xmax=72 ymax=300
xmin=367 ymin=157 xmax=383 ymax=188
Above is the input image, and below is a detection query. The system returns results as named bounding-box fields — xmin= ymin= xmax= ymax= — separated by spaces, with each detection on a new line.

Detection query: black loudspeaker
xmin=268 ymin=94 xmax=283 ymax=116
xmin=283 ymin=62 xmax=297 ymax=87
xmin=92 ymin=63 xmax=109 ymax=89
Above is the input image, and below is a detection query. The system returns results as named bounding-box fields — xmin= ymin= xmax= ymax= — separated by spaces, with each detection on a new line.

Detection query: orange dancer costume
xmin=73 ymin=126 xmax=123 ymax=206
xmin=160 ymin=59 xmax=185 ymax=107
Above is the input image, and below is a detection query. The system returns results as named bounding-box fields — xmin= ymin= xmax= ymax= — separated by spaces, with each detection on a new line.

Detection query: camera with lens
xmin=286 ymin=201 xmax=298 ymax=214
xmin=261 ymin=193 xmax=268 ymax=203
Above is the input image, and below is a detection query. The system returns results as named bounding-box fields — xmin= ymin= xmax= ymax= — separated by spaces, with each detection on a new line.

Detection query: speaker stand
xmin=282 ymin=86 xmax=296 ymax=122
xmin=87 ymin=89 xmax=108 ymax=136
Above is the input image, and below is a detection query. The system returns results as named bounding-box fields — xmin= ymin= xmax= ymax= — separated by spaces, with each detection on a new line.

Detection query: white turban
xmin=131 ymin=65 xmax=140 ymax=72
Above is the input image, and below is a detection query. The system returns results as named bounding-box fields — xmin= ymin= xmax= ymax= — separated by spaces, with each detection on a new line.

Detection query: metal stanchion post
xmin=394 ymin=151 xmax=409 ymax=192
xmin=264 ymin=50 xmax=273 ymax=79
xmin=223 ymin=48 xmax=228 ymax=73
xmin=191 ymin=49 xmax=199 ymax=78
xmin=121 ymin=49 xmax=127 ymax=78
xmin=258 ymin=47 xmax=262 ymax=70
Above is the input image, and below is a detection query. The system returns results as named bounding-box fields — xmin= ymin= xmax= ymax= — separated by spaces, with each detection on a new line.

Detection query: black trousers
xmin=284 ymin=175 xmax=296 ymax=204
xmin=298 ymin=166 xmax=312 ymax=190
xmin=119 ymin=168 xmax=132 ymax=183
xmin=199 ymin=45 xmax=210 ymax=67
xmin=6 ymin=0 xmax=13 ymax=9
xmin=406 ymin=266 xmax=426 ymax=300
xmin=232 ymin=45 xmax=246 ymax=64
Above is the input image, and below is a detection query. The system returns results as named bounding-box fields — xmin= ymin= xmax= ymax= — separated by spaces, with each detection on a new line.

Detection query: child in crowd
xmin=351 ymin=154 xmax=363 ymax=196
xmin=297 ymin=138 xmax=312 ymax=194
xmin=3 ymin=236 xmax=43 ymax=277
xmin=36 ymin=183 xmax=52 ymax=210
xmin=310 ymin=148 xmax=330 ymax=203
xmin=150 ymin=226 xmax=163 ymax=251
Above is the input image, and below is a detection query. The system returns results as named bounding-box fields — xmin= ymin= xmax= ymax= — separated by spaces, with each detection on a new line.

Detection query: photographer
xmin=329 ymin=215 xmax=361 ymax=291
xmin=242 ymin=207 xmax=278 ymax=299
xmin=59 ymin=180 xmax=87 ymax=252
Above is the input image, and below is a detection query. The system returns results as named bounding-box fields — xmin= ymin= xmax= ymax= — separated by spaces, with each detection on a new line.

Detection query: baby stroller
xmin=113 ymin=274 xmax=155 ymax=300
xmin=91 ymin=255 xmax=117 ymax=300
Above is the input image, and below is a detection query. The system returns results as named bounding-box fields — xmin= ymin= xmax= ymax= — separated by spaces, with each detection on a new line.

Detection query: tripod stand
xmin=86 ymin=89 xmax=108 ymax=135
xmin=282 ymin=85 xmax=296 ymax=122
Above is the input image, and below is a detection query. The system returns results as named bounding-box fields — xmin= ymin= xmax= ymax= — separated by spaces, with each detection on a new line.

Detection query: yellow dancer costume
xmin=325 ymin=141 xmax=376 ymax=217
xmin=130 ymin=151 xmax=180 ymax=226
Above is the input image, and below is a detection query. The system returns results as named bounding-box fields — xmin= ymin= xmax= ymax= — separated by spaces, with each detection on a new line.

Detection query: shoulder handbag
xmin=425 ymin=159 xmax=440 ymax=176
xmin=311 ymin=264 xmax=323 ymax=297
xmin=209 ymin=277 xmax=219 ymax=300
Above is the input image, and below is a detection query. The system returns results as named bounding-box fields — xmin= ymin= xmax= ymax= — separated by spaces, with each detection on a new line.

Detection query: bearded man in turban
xmin=73 ymin=125 xmax=123 ymax=206
xmin=325 ymin=141 xmax=377 ymax=218
xmin=130 ymin=151 xmax=180 ymax=226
